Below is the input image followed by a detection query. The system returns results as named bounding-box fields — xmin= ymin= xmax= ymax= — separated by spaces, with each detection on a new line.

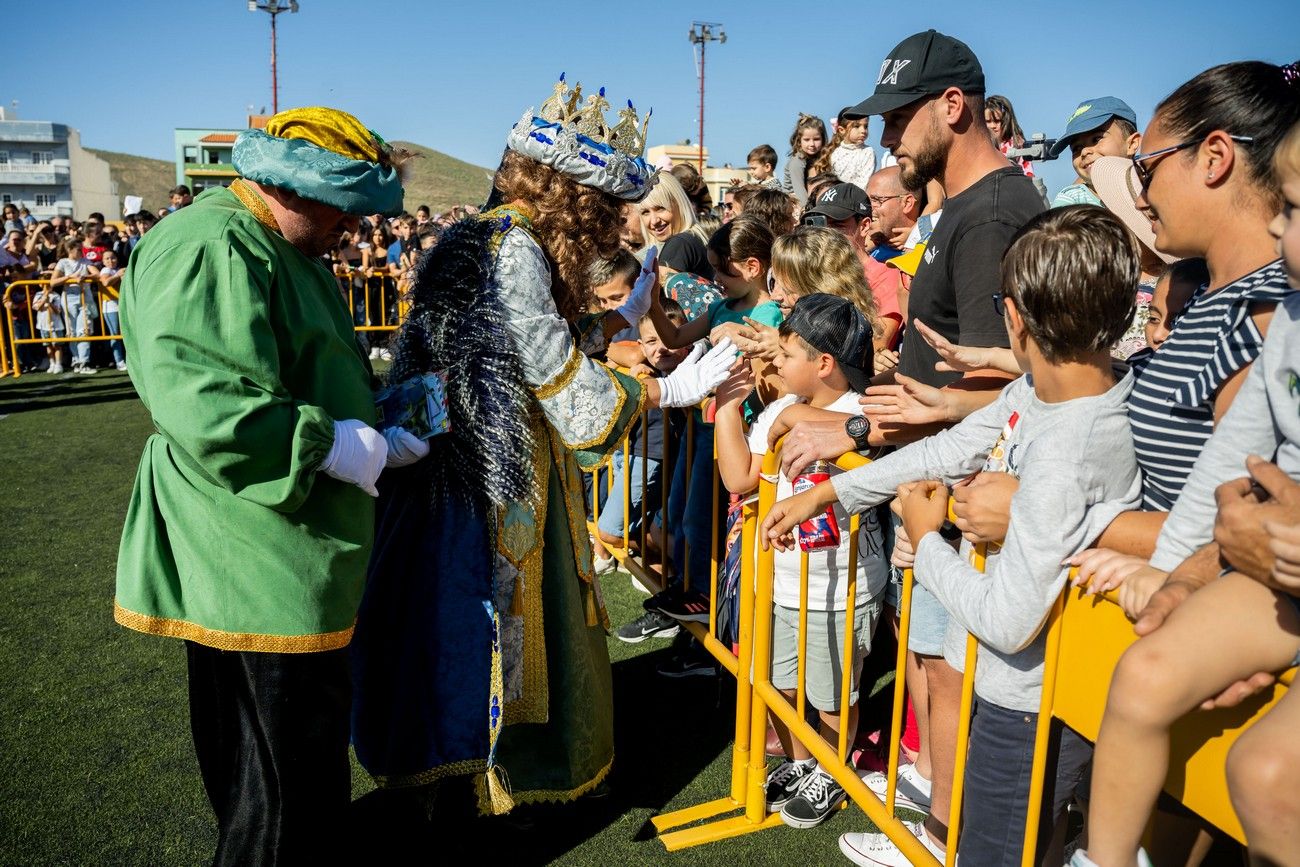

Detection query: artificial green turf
xmin=0 ymin=369 xmax=893 ymax=865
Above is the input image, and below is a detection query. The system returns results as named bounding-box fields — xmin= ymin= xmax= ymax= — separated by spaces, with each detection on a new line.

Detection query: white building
xmin=0 ymin=109 xmax=119 ymax=220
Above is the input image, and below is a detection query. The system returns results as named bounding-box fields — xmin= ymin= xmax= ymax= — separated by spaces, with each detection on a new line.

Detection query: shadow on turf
xmin=348 ymin=645 xmax=735 ymax=864
xmin=0 ymin=374 xmax=138 ymax=414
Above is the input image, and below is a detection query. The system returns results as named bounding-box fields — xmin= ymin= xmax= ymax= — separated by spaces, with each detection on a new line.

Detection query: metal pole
xmin=698 ymin=38 xmax=705 ymax=173
xmin=270 ymin=10 xmax=278 ymax=114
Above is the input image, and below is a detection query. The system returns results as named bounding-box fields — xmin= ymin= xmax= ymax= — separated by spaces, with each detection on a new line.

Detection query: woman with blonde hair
xmin=642 ymin=169 xmax=714 ymax=280
xmin=729 ymin=227 xmax=888 ymax=362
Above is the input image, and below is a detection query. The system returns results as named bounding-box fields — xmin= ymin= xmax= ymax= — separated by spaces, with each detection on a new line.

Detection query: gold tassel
xmin=509 ymin=572 xmax=525 ymax=617
xmin=484 ymin=765 xmax=515 ymax=815
xmin=585 ymin=583 xmax=598 ymax=627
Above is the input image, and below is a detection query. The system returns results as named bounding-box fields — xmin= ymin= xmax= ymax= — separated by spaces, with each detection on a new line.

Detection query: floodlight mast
xmin=688 ymin=21 xmax=726 ymax=173
xmin=248 ymin=0 xmax=299 ymax=114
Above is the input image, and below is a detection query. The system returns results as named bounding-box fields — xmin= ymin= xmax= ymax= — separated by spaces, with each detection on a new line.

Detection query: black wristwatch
xmin=845 ymin=415 xmax=872 ymax=452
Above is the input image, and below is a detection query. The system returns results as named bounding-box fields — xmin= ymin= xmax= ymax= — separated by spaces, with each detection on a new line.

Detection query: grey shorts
xmin=771 ymin=596 xmax=884 ymax=713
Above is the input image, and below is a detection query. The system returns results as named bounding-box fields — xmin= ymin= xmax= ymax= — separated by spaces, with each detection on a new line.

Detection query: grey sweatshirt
xmin=1150 ymin=291 xmax=1300 ymax=572
xmin=831 ymin=373 xmax=1142 ymax=712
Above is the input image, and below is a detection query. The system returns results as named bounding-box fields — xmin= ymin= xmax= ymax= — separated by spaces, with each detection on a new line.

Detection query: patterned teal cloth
xmin=232 ymin=128 xmax=404 ymax=216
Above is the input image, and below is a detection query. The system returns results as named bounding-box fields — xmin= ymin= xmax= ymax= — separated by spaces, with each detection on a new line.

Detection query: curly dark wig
xmin=494 ymin=150 xmax=624 ymax=321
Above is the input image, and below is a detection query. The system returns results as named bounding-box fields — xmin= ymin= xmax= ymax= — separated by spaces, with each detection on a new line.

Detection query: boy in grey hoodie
xmin=762 ymin=205 xmax=1144 ymax=867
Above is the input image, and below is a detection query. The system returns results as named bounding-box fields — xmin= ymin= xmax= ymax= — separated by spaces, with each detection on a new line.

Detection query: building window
xmin=0 ymin=151 xmax=9 ymax=164
xmin=35 ymin=194 xmax=56 ymax=207
xmin=32 ymin=151 xmax=53 ymax=165
xmin=1 ymin=194 xmax=11 ymax=204
xmin=207 ymin=150 xmax=222 ymax=164
xmin=183 ymin=146 xmax=197 ymax=164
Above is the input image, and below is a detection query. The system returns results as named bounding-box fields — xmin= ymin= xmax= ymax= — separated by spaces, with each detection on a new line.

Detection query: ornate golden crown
xmin=536 ymin=73 xmax=652 ymax=160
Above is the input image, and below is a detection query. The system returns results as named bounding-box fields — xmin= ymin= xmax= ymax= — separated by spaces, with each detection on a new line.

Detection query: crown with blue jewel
xmin=506 ymin=73 xmax=653 ymax=201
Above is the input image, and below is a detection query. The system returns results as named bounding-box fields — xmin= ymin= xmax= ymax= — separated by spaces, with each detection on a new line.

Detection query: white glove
xmin=615 ymin=245 xmax=658 ymax=325
xmin=320 ymin=419 xmax=388 ymax=496
xmin=658 ymin=337 xmax=737 ymax=408
xmin=384 ymin=426 xmax=430 ymax=468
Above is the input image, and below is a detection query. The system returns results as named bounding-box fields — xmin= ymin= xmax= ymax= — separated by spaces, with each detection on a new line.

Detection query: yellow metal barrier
xmin=577 ymin=371 xmax=1289 ymax=861
xmin=2 ymin=275 xmax=408 ymax=377
xmin=3 ymin=278 xmax=123 ymax=378
xmin=1026 ymin=584 xmax=1296 ymax=852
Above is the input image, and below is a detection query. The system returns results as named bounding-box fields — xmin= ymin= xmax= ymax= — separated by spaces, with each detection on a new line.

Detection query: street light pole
xmin=249 ymin=0 xmax=299 ymax=115
xmin=688 ymin=21 xmax=726 ymax=174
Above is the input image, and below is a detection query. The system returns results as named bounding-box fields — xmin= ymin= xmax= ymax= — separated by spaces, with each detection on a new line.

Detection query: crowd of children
xmin=577 ymin=30 xmax=1300 ymax=867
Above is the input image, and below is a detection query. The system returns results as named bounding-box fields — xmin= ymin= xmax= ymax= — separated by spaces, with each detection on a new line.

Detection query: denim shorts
xmin=886 ymin=513 xmax=950 ymax=657
xmin=595 ymin=453 xmax=662 ymax=539
xmin=770 ymin=596 xmax=884 ymax=713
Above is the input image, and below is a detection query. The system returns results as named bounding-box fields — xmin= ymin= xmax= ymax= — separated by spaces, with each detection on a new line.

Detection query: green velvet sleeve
xmin=121 ymin=237 xmax=336 ymax=512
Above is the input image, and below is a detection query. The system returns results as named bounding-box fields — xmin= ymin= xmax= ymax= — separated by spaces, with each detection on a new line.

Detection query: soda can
xmin=792 ymin=460 xmax=841 ymax=551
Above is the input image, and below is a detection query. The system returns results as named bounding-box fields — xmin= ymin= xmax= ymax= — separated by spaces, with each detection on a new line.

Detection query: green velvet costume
xmin=114 ymin=186 xmax=377 ymax=651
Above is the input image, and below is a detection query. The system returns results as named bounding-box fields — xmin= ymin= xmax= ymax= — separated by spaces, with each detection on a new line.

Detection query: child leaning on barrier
xmin=762 ymin=206 xmax=1144 ymax=866
xmin=597 ymin=303 xmax=691 ymax=589
xmin=715 ymin=293 xmax=889 ymax=830
xmin=1070 ymin=120 xmax=1300 ymax=867
xmin=30 ymin=280 xmax=67 ymax=375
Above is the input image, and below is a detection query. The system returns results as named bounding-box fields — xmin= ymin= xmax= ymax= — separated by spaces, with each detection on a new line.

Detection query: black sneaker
xmin=615 ymin=610 xmax=680 ymax=644
xmin=643 ymin=584 xmax=687 ymax=612
xmin=655 ymin=649 xmax=719 ymax=678
xmin=764 ymin=759 xmax=814 ymax=812
xmin=779 ymin=768 xmax=846 ymax=829
xmin=650 ymin=588 xmax=711 ymax=623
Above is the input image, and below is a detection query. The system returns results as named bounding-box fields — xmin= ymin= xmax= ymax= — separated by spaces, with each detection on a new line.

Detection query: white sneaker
xmin=115 ymin=360 xmax=128 ymax=371
xmin=1069 ymin=849 xmax=1154 ymax=867
xmin=630 ymin=575 xmax=651 ymax=594
xmin=839 ymin=820 xmax=946 ymax=866
xmin=76 ymin=366 xmax=98 ymax=375
xmin=369 ymin=347 xmax=381 ymax=360
xmin=48 ymin=363 xmax=63 ymax=375
xmin=863 ymin=762 xmax=932 ymax=813
xmin=593 ymin=554 xmax=617 ymax=575
xmin=377 ymin=349 xmax=393 ymax=362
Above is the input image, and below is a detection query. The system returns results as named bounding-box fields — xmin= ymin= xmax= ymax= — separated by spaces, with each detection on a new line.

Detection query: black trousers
xmin=185 ymin=641 xmax=352 ymax=866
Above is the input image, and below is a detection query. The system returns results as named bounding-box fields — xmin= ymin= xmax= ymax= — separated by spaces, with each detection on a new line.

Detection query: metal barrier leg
xmin=1021 ymin=592 xmax=1066 ymax=867
xmin=885 ymin=569 xmax=916 ymax=814
xmin=944 ymin=542 xmax=987 ymax=865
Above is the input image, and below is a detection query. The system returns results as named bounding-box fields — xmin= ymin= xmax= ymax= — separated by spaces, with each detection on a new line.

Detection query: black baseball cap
xmin=803 ymin=183 xmax=871 ymax=223
xmin=845 ymin=29 xmax=985 ymax=118
xmin=781 ymin=294 xmax=874 ymax=394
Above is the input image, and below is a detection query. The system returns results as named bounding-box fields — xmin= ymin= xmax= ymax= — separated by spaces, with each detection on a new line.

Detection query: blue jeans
xmin=959 ymin=697 xmax=1092 ymax=866
xmin=103 ymin=310 xmax=124 ymax=364
xmin=666 ymin=419 xmax=717 ymax=591
xmin=595 ymin=452 xmax=662 ymax=540
xmin=62 ymin=289 xmax=97 ymax=367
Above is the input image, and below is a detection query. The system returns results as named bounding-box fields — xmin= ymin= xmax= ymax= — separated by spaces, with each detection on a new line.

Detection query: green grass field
xmin=0 ymin=369 xmax=893 ymax=865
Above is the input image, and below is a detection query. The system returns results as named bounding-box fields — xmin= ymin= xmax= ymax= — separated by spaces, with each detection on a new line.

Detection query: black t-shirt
xmin=661 ymin=232 xmax=714 ymax=281
xmin=898 ymin=167 xmax=1044 ymax=388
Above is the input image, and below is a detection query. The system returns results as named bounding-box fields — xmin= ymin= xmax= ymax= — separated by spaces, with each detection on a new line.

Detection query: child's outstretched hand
xmin=761 ymin=483 xmax=837 ymax=552
xmin=713 ymin=363 xmax=754 ymax=409
xmin=899 ymin=480 xmax=949 ymax=548
xmin=1118 ymin=565 xmax=1171 ymax=620
xmin=1066 ymin=547 xmax=1148 ymax=595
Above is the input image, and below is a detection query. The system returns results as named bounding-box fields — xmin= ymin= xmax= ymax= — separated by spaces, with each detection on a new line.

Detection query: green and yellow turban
xmin=232 ymin=106 xmax=405 ymax=216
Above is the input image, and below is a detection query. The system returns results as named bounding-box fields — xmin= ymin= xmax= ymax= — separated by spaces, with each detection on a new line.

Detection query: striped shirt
xmin=1128 ymin=261 xmax=1292 ymax=510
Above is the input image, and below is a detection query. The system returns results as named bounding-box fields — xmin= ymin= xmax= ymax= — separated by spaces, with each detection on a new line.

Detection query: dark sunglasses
xmin=992 ymin=292 xmax=1006 ymax=317
xmin=1131 ymin=134 xmax=1254 ymax=191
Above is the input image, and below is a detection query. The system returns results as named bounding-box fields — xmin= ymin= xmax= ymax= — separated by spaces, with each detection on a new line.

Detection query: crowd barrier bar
xmin=580 ymin=371 xmax=1295 ymax=860
xmin=4 ymin=279 xmax=123 ymax=378
xmin=2 ymin=276 xmax=405 ymax=378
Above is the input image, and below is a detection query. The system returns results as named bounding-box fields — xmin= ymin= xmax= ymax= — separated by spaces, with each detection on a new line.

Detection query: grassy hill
xmin=85 ymin=148 xmax=175 ymax=217
xmin=391 ymin=140 xmax=495 ymax=213
xmin=88 ymin=141 xmax=493 ymax=217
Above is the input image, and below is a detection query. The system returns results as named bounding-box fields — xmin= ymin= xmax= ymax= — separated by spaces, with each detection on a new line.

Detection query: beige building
xmin=646 ymin=143 xmax=750 ymax=211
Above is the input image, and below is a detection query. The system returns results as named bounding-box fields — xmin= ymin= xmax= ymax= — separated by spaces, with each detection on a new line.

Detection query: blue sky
xmin=9 ymin=0 xmax=1300 ymax=200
